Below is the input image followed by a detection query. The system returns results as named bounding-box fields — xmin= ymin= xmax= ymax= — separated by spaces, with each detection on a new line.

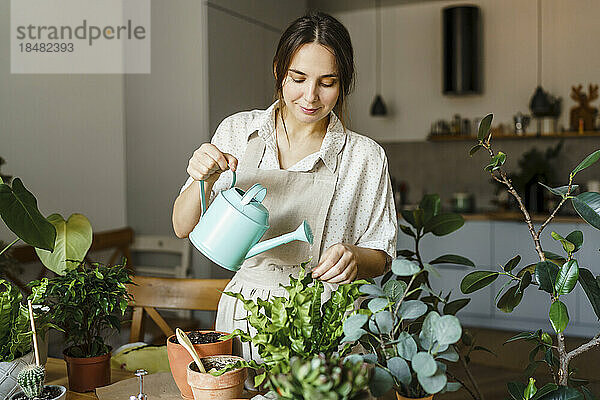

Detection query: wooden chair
xmin=126 ymin=276 xmax=230 ymax=343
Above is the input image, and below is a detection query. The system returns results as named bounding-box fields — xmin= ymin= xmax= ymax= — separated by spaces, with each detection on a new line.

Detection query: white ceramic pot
xmin=10 ymin=385 xmax=67 ymax=400
xmin=0 ymin=351 xmax=35 ymax=399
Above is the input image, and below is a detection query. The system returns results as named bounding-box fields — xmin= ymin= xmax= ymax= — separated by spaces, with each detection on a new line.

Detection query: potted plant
xmin=268 ymin=353 xmax=371 ymax=400
xmin=32 ymin=261 xmax=133 ymax=392
xmin=10 ymin=300 xmax=66 ymax=400
xmin=461 ymin=114 xmax=600 ymax=398
xmin=215 ymin=263 xmax=367 ymax=391
xmin=166 ymin=330 xmax=233 ymax=400
xmin=0 ymin=176 xmax=57 ymax=399
xmin=341 ymin=256 xmax=464 ymax=400
xmin=186 ymin=355 xmax=247 ymax=400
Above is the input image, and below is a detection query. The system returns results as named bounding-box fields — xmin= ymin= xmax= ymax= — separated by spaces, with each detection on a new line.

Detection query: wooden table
xmin=45 ymin=357 xmax=261 ymax=399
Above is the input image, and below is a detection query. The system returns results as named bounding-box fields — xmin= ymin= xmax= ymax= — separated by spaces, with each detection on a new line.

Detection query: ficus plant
xmin=31 ymin=261 xmax=133 ymax=358
xmin=217 ymin=263 xmax=367 ymax=388
xmin=462 ymin=114 xmax=600 ymax=398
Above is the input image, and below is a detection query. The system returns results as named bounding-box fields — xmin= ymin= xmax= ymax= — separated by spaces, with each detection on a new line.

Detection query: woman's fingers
xmin=187 ymin=144 xmax=236 ymax=181
xmin=319 ymin=252 xmax=353 ymax=282
xmin=223 ymin=153 xmax=238 ymax=172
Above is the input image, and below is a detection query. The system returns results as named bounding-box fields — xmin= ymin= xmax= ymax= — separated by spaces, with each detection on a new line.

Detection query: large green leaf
xmin=497 ymin=285 xmax=523 ymax=313
xmin=565 ymin=231 xmax=583 ymax=252
xmin=0 ymin=178 xmax=56 ymax=251
xmin=443 ymin=298 xmax=470 ymax=315
xmin=555 ymin=260 xmax=579 ymax=295
xmin=504 ymin=255 xmax=522 ymax=272
xmin=535 ymin=261 xmax=560 ymax=294
xmin=531 ymin=383 xmax=559 ymax=400
xmin=578 ymin=268 xmax=600 ymax=320
xmin=572 ymin=192 xmax=600 ymax=230
xmin=539 ymin=183 xmax=579 ymax=198
xmin=35 ymin=213 xmax=92 ymax=275
xmin=478 ymin=113 xmax=493 ymax=140
xmin=461 ymin=271 xmax=499 ymax=294
xmin=538 ymin=385 xmax=583 ymax=400
xmin=549 ymin=301 xmax=569 ymax=333
xmin=398 ymin=300 xmax=428 ymax=320
xmin=571 ymin=149 xmax=600 ymax=177
xmin=430 ymin=254 xmax=475 ymax=268
xmin=423 ymin=213 xmax=465 ymax=236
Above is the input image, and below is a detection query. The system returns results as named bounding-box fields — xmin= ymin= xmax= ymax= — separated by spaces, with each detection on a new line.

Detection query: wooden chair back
xmin=126 ymin=276 xmax=230 ymax=343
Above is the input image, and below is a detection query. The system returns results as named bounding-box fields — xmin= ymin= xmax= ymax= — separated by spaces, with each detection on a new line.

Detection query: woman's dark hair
xmin=273 ymin=11 xmax=355 ymax=128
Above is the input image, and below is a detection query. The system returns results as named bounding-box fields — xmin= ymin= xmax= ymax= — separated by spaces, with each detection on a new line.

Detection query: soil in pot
xmin=169 ymin=331 xmax=223 ymax=345
xmin=167 ymin=331 xmax=233 ymax=400
xmin=187 ymin=356 xmax=247 ymax=400
xmin=396 ymin=393 xmax=433 ymax=400
xmin=11 ymin=385 xmax=66 ymax=400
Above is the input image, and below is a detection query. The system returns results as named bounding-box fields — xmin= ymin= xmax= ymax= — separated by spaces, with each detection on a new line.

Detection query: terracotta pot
xmin=166 ymin=331 xmax=233 ymax=400
xmin=63 ymin=349 xmax=111 ymax=392
xmin=396 ymin=392 xmax=433 ymax=400
xmin=186 ymin=356 xmax=247 ymax=400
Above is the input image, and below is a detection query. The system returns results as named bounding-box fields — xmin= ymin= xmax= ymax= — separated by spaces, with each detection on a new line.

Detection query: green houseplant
xmin=216 ymin=263 xmax=367 ymax=390
xmin=461 ymin=114 xmax=600 ymax=399
xmin=32 ymin=261 xmax=133 ymax=392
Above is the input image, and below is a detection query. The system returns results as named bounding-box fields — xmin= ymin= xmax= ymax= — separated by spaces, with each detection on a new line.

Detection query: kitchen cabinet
xmin=398 ymin=219 xmax=600 ymax=337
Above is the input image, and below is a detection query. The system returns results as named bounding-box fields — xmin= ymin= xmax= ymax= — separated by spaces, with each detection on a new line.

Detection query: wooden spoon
xmin=175 ymin=328 xmax=206 ymax=373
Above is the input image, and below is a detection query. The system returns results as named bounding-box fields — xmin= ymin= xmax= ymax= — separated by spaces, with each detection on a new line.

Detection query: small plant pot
xmin=10 ymin=385 xmax=67 ymax=400
xmin=396 ymin=393 xmax=433 ymax=400
xmin=64 ymin=349 xmax=111 ymax=392
xmin=186 ymin=356 xmax=247 ymax=400
xmin=167 ymin=331 xmax=233 ymax=400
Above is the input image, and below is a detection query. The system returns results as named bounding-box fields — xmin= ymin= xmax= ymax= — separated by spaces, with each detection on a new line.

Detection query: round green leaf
xmin=421 ymin=311 xmax=440 ymax=343
xmin=418 ymin=368 xmax=447 ymax=394
xmin=423 ymin=213 xmax=465 ymax=236
xmin=572 ymin=192 xmax=600 ymax=230
xmin=461 ymin=271 xmax=499 ymax=294
xmin=387 ymin=356 xmax=411 ymax=386
xmin=549 ymin=300 xmax=569 ymax=333
xmin=0 ymin=178 xmax=56 ymax=251
xmin=392 ymin=258 xmax=420 ymax=276
xmin=396 ymin=331 xmax=417 ymax=360
xmin=342 ymin=328 xmax=366 ymax=342
xmin=383 ymin=280 xmax=407 ymax=303
xmin=343 ymin=313 xmax=368 ymax=334
xmin=555 ymin=260 xmax=579 ymax=295
xmin=372 ymin=311 xmax=394 ymax=334
xmin=434 ymin=315 xmax=462 ymax=345
xmin=35 ymin=213 xmax=92 ymax=275
xmin=368 ymin=297 xmax=390 ymax=313
xmin=359 ymin=283 xmax=385 ymax=297
xmin=571 ymin=149 xmax=600 ymax=177
xmin=412 ymin=352 xmax=437 ymax=377
xmin=436 ymin=346 xmax=459 ymax=362
xmin=398 ymin=300 xmax=427 ymax=320
xmin=369 ymin=366 xmax=394 ymax=397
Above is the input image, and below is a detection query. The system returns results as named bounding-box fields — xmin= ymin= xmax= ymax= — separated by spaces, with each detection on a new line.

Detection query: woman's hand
xmin=187 ymin=143 xmax=238 ymax=183
xmin=311 ymin=243 xmax=359 ymax=284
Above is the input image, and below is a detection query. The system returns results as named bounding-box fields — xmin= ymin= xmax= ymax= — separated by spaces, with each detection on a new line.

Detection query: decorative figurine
xmin=569 ymin=83 xmax=598 ymax=132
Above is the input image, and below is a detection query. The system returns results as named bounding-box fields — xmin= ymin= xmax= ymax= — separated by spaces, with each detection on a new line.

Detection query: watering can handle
xmin=241 ymin=183 xmax=267 ymax=206
xmin=199 ymin=171 xmax=237 ymax=215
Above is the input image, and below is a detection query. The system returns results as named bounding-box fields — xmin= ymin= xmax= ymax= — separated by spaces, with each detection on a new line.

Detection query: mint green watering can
xmin=188 ymin=172 xmax=313 ymax=271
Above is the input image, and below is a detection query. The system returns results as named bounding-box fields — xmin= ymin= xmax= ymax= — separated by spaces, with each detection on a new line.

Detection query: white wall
xmin=328 ymin=0 xmax=600 ymax=141
xmin=0 ymin=0 xmax=127 ymax=238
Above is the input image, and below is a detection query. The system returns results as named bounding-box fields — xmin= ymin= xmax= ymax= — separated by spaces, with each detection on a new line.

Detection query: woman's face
xmin=281 ymin=42 xmax=340 ymax=125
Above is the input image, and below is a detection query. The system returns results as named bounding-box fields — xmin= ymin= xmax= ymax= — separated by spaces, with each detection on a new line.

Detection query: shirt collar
xmin=248 ymin=101 xmax=346 ymax=173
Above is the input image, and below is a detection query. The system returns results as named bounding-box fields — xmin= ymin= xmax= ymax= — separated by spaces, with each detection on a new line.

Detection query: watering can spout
xmin=245 ymin=220 xmax=313 ymax=259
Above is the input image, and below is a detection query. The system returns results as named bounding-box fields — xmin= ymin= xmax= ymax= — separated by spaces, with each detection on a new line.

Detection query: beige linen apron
xmin=215 ymin=131 xmax=344 ymax=363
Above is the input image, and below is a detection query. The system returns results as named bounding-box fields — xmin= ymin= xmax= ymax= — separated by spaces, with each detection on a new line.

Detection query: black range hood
xmin=443 ymin=5 xmax=483 ymax=95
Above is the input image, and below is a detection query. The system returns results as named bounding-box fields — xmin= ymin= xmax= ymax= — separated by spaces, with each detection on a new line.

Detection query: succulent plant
xmin=17 ymin=364 xmax=45 ymax=399
xmin=269 ymin=354 xmax=370 ymax=400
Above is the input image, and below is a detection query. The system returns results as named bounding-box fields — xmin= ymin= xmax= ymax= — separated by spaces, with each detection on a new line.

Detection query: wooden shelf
xmin=428 ymin=131 xmax=600 ymax=141
xmin=462 ymin=211 xmax=581 ymax=223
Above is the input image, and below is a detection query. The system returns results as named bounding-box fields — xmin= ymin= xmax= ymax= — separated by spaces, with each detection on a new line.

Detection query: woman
xmin=172 ymin=12 xmax=397 ymax=362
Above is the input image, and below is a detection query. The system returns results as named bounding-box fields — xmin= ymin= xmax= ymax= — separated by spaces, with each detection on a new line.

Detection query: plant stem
xmin=556 ymin=333 xmax=568 ymax=385
xmin=447 ymin=369 xmax=479 ymax=400
xmin=537 ymin=174 xmax=574 ymax=237
xmin=0 ymin=238 xmax=20 ymax=257
xmin=460 ymin=354 xmax=484 ymax=400
xmin=566 ymin=334 xmax=600 ymax=363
